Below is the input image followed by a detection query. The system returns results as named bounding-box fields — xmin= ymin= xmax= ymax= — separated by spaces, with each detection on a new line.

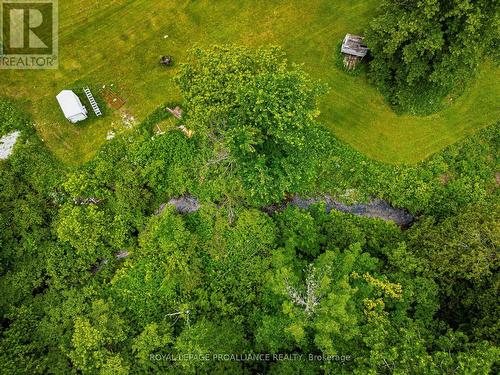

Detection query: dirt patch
xmin=102 ymin=88 xmax=126 ymax=110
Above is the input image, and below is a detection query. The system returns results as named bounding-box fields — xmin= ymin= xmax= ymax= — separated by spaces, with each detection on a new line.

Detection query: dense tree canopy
xmin=177 ymin=46 xmax=325 ymax=204
xmin=367 ymin=0 xmax=500 ymax=114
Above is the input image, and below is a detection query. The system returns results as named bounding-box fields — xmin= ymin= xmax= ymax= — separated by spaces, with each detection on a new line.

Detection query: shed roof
xmin=341 ymin=34 xmax=369 ymax=57
xmin=56 ymin=90 xmax=87 ymax=118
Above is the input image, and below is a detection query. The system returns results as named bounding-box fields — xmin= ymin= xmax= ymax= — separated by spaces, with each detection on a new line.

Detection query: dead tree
xmin=284 ymin=265 xmax=323 ymax=315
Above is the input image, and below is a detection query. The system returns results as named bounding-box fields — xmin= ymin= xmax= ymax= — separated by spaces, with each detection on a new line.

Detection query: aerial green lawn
xmin=1 ymin=0 xmax=498 ymax=165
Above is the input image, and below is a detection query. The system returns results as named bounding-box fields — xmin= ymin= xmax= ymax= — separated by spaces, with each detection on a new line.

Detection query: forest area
xmin=0 ymin=0 xmax=499 ymax=374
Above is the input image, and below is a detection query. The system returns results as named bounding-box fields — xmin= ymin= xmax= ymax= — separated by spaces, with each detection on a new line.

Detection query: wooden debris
xmin=178 ymin=125 xmax=194 ymax=138
xmin=167 ymin=106 xmax=183 ymax=119
xmin=343 ymin=54 xmax=361 ymax=70
xmin=155 ymin=124 xmax=165 ymax=135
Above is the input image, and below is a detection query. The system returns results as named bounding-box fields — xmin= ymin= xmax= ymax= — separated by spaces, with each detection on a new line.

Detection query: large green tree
xmin=367 ymin=0 xmax=499 ymax=114
xmin=177 ymin=46 xmax=325 ymax=204
xmin=407 ymin=203 xmax=500 ymax=341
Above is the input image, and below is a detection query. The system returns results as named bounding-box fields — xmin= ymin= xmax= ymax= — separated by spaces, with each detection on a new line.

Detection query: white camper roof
xmin=56 ymin=90 xmax=87 ymax=119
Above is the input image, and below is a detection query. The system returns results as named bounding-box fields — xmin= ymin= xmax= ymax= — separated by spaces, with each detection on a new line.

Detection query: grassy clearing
xmin=0 ymin=0 xmax=498 ymax=165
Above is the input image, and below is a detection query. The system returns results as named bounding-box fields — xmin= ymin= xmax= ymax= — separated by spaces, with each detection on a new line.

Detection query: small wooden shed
xmin=341 ymin=34 xmax=369 ymax=70
xmin=341 ymin=34 xmax=369 ymax=57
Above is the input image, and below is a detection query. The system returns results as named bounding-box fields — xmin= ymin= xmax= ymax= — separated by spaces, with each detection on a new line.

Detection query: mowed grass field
xmin=1 ymin=0 xmax=498 ymax=165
